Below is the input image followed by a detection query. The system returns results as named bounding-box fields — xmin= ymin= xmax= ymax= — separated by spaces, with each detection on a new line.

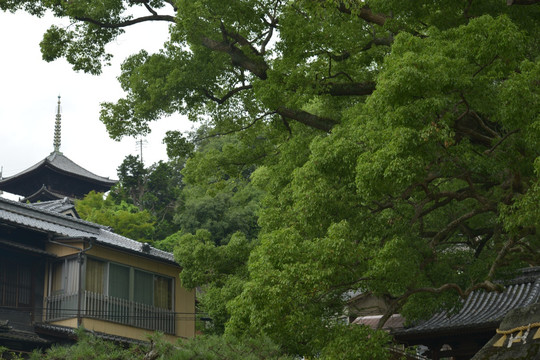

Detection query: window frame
xmin=84 ymin=256 xmax=174 ymax=311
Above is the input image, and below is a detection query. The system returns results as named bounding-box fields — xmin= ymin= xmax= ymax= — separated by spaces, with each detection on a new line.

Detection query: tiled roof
xmin=394 ymin=268 xmax=540 ymax=336
xmin=0 ymin=328 xmax=50 ymax=345
xmin=353 ymin=314 xmax=405 ymax=331
xmin=0 ymin=238 xmax=56 ymax=257
xmin=0 ymin=196 xmax=176 ymax=264
xmin=34 ymin=323 xmax=149 ymax=346
xmin=30 ymin=197 xmax=78 ymax=215
xmin=0 ymin=152 xmax=116 ymax=186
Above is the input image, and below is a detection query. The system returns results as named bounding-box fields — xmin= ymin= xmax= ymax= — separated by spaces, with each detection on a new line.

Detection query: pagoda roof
xmin=0 ymin=151 xmax=117 ymax=199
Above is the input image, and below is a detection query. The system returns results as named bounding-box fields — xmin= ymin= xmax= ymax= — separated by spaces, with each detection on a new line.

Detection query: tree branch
xmin=407 ymin=280 xmax=503 ymax=299
xmin=192 ymin=112 xmax=274 ymax=142
xmin=321 ymin=81 xmax=376 ymax=96
xmin=337 ymin=4 xmax=387 ymax=27
xmin=484 ymin=129 xmax=520 ymax=155
xmin=74 ymin=14 xmax=176 ymax=28
xmin=377 ymin=279 xmax=503 ymax=329
xmin=200 ymin=37 xmax=269 ymax=80
xmin=202 ymin=85 xmax=253 ymax=104
xmin=276 ymin=107 xmax=338 ymax=132
xmin=487 ymin=236 xmax=517 ymax=280
xmin=430 ymin=206 xmax=494 ymax=247
xmin=141 ymin=1 xmax=158 ymax=16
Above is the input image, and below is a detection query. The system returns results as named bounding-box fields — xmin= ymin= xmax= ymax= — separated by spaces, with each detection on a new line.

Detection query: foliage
xmin=109 ymin=155 xmax=184 ymax=240
xmin=75 ymin=191 xmax=155 ymax=242
xmin=175 ymin=334 xmax=293 ymax=360
xmin=24 ymin=329 xmax=291 ymax=360
xmin=6 ymin=0 xmax=540 ymax=357
xmin=170 ymin=229 xmax=254 ymax=334
xmin=28 ymin=328 xmax=146 ymax=360
xmin=114 ymin=154 xmax=148 ymax=208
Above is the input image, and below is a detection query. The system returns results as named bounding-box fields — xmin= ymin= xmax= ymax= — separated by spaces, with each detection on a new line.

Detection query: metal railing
xmin=45 ymin=291 xmax=175 ymax=334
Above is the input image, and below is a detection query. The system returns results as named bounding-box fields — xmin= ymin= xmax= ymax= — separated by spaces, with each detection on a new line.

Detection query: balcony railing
xmin=45 ymin=291 xmax=175 ymax=334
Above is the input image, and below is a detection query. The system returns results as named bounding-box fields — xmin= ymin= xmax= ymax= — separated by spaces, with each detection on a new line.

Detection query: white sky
xmin=0 ymin=10 xmax=193 ymax=199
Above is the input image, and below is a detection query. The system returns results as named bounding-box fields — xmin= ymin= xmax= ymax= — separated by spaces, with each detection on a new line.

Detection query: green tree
xmin=170 ymin=229 xmax=254 ymax=334
xmin=76 ymin=191 xmax=155 ymax=242
xmin=172 ymin=128 xmax=265 ymax=246
xmin=155 ymin=129 xmax=264 ymax=334
xmin=27 ymin=329 xmax=293 ymax=360
xmin=5 ymin=0 xmax=540 ymax=357
xmin=111 ymin=155 xmax=184 ymax=240
xmin=114 ymin=154 xmax=148 ymax=209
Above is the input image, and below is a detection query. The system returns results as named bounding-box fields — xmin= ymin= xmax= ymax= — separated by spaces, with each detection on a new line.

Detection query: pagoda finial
xmin=54 ymin=95 xmax=62 ymax=153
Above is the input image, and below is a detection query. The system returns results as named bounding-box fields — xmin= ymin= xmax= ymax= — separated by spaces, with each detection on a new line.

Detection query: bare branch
xmin=203 ymin=85 xmax=253 ymax=104
xmin=75 ymin=14 xmax=175 ymax=28
xmin=485 ymin=129 xmax=520 ymax=155
xmin=141 ymin=1 xmax=158 ymax=16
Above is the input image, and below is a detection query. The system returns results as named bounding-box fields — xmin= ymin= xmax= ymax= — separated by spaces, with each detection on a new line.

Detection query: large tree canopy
xmin=3 ymin=0 xmax=540 ymax=357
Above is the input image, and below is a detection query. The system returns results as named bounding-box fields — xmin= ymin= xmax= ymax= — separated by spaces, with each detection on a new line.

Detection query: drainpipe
xmin=48 ymin=236 xmax=94 ymax=327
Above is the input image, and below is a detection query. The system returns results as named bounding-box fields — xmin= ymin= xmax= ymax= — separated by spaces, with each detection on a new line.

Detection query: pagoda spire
xmin=53 ymin=95 xmax=62 ymax=153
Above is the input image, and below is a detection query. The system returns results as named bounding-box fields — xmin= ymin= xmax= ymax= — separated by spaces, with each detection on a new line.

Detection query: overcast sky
xmin=0 ymin=10 xmax=193 ymax=199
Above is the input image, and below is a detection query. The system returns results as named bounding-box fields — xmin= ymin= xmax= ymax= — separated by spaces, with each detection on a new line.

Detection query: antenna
xmin=135 ymin=138 xmax=148 ymax=164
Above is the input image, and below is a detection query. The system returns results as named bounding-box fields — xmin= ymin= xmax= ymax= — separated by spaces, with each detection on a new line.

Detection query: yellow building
xmin=0 ymin=196 xmax=195 ymax=351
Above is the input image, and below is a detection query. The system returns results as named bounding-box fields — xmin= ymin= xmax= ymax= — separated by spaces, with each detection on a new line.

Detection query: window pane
xmin=51 ymin=262 xmax=64 ymax=295
xmin=17 ymin=265 xmax=32 ymax=306
xmin=154 ymin=276 xmax=172 ymax=310
xmin=0 ymin=262 xmax=4 ymax=305
xmin=109 ymin=264 xmax=129 ymax=300
xmin=65 ymin=259 xmax=79 ymax=294
xmin=134 ymin=270 xmax=153 ymax=305
xmin=4 ymin=265 xmax=17 ymax=306
xmin=85 ymin=258 xmax=106 ymax=294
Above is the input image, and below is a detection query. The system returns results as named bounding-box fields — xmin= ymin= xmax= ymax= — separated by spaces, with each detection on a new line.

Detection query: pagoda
xmin=0 ymin=96 xmax=117 ymax=202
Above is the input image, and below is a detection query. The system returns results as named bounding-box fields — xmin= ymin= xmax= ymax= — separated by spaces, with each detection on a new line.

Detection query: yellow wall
xmin=49 ymin=318 xmax=78 ymax=328
xmin=86 ymin=245 xmax=196 ymax=339
xmin=44 ymin=241 xmax=195 ymax=341
xmin=80 ymin=318 xmax=183 ymax=343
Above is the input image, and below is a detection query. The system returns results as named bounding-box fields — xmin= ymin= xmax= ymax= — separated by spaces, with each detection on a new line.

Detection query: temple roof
xmin=0 ymin=96 xmax=117 ymax=201
xmin=0 ymin=151 xmax=117 ymax=201
xmin=393 ymin=268 xmax=540 ymax=340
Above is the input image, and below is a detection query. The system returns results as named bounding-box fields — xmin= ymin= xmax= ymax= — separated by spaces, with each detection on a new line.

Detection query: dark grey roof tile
xmin=0 ymin=196 xmax=176 ymax=264
xmin=395 ymin=272 xmax=540 ymax=336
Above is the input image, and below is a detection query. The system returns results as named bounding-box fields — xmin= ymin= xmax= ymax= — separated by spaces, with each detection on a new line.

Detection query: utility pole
xmin=136 ymin=138 xmax=148 ymax=164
